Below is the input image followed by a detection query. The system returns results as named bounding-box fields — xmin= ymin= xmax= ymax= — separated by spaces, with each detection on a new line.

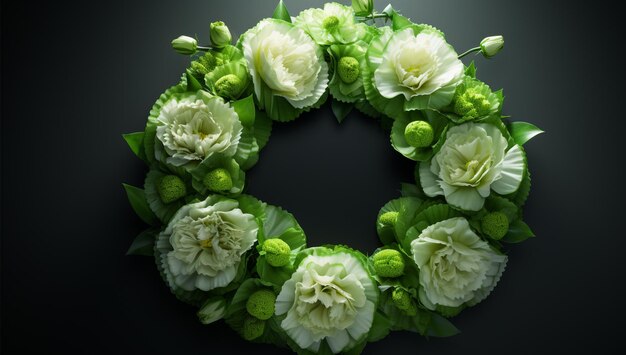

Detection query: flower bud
xmin=262 ymin=238 xmax=291 ymax=267
xmin=481 ymin=211 xmax=509 ymax=240
xmin=246 ymin=289 xmax=276 ymax=320
xmin=203 ymin=168 xmax=233 ymax=192
xmin=337 ymin=56 xmax=360 ymax=84
xmin=242 ymin=316 xmax=265 ymax=340
xmin=352 ymin=0 xmax=374 ymax=16
xmin=157 ymin=175 xmax=186 ymax=204
xmin=214 ymin=74 xmax=244 ymax=99
xmin=171 ymin=35 xmax=197 ymax=55
xmin=378 ymin=211 xmax=398 ymax=226
xmin=210 ymin=21 xmax=232 ymax=48
xmin=480 ymin=35 xmax=504 ymax=58
xmin=373 ymin=249 xmax=405 ymax=278
xmin=197 ymin=297 xmax=227 ymax=325
xmin=404 ymin=120 xmax=434 ymax=148
xmin=392 ymin=288 xmax=417 ymax=316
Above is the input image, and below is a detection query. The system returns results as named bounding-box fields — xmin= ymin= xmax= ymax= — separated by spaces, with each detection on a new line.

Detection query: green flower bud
xmin=337 ymin=56 xmax=360 ymax=84
xmin=481 ymin=211 xmax=509 ymax=240
xmin=480 ymin=35 xmax=504 ymax=58
xmin=214 ymin=74 xmax=243 ymax=99
xmin=202 ymin=168 xmax=233 ymax=192
xmin=404 ymin=120 xmax=434 ymax=148
xmin=198 ymin=52 xmax=217 ymax=72
xmin=157 ymin=175 xmax=187 ymax=204
xmin=454 ymin=89 xmax=491 ymax=119
xmin=379 ymin=211 xmax=398 ymax=226
xmin=436 ymin=304 xmax=464 ymax=318
xmin=190 ymin=61 xmax=209 ymax=76
xmin=197 ymin=297 xmax=227 ymax=325
xmin=171 ymin=35 xmax=197 ymax=55
xmin=373 ymin=249 xmax=405 ymax=278
xmin=352 ymin=0 xmax=374 ymax=16
xmin=392 ymin=288 xmax=417 ymax=316
xmin=322 ymin=15 xmax=340 ymax=31
xmin=246 ymin=289 xmax=276 ymax=320
xmin=242 ymin=316 xmax=265 ymax=340
xmin=262 ymin=238 xmax=291 ymax=267
xmin=210 ymin=21 xmax=232 ymax=48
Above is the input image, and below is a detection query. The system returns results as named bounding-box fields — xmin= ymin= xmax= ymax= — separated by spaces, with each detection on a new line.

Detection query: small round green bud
xmin=404 ymin=120 xmax=434 ymax=148
xmin=481 ymin=212 xmax=509 ymax=240
xmin=322 ymin=15 xmax=340 ymax=30
xmin=373 ymin=249 xmax=405 ymax=278
xmin=379 ymin=211 xmax=399 ymax=226
xmin=352 ymin=0 xmax=374 ymax=16
xmin=157 ymin=175 xmax=186 ymax=204
xmin=436 ymin=304 xmax=464 ymax=318
xmin=246 ymin=289 xmax=276 ymax=320
xmin=210 ymin=21 xmax=232 ymax=48
xmin=480 ymin=35 xmax=504 ymax=58
xmin=337 ymin=56 xmax=360 ymax=84
xmin=214 ymin=74 xmax=243 ymax=99
xmin=171 ymin=35 xmax=197 ymax=55
xmin=262 ymin=239 xmax=291 ymax=267
xmin=203 ymin=168 xmax=233 ymax=192
xmin=242 ymin=316 xmax=265 ymax=340
xmin=392 ymin=288 xmax=417 ymax=316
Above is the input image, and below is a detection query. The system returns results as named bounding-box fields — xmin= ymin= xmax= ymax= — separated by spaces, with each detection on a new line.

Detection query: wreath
xmin=123 ymin=1 xmax=543 ymax=353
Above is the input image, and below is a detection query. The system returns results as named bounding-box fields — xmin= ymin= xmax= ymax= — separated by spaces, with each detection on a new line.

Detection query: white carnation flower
xmin=157 ymin=196 xmax=258 ymax=292
xmin=294 ymin=2 xmax=365 ymax=45
xmin=419 ymin=122 xmax=525 ymax=211
xmin=374 ymin=28 xmax=464 ymax=101
xmin=155 ymin=94 xmax=242 ymax=167
xmin=410 ymin=217 xmax=507 ymax=309
xmin=241 ymin=19 xmax=329 ymax=109
xmin=275 ymin=249 xmax=377 ymax=353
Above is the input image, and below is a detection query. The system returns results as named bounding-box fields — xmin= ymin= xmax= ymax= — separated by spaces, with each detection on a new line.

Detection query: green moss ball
xmin=246 ymin=289 xmax=276 ymax=320
xmin=157 ymin=175 xmax=186 ymax=204
xmin=242 ymin=316 xmax=265 ymax=340
xmin=338 ymin=56 xmax=360 ymax=84
xmin=203 ymin=168 xmax=233 ymax=192
xmin=379 ymin=211 xmax=399 ymax=226
xmin=481 ymin=211 xmax=509 ymax=240
xmin=262 ymin=239 xmax=291 ymax=267
xmin=373 ymin=249 xmax=405 ymax=278
xmin=215 ymin=74 xmax=243 ymax=99
xmin=404 ymin=120 xmax=434 ymax=148
xmin=392 ymin=288 xmax=417 ymax=316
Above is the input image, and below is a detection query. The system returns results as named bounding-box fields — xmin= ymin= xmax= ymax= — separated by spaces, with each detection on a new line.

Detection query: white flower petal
xmin=419 ymin=161 xmax=444 ymax=196
xmin=326 ymin=329 xmax=350 ymax=354
xmin=442 ymin=184 xmax=485 ymax=211
xmin=491 ymin=144 xmax=525 ymax=195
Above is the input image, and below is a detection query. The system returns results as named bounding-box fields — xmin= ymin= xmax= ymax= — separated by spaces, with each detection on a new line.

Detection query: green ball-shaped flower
xmin=214 ymin=74 xmax=243 ymax=99
xmin=454 ymin=90 xmax=492 ymax=120
xmin=246 ymin=289 xmax=276 ymax=320
xmin=242 ymin=316 xmax=265 ymax=340
xmin=203 ymin=168 xmax=233 ymax=192
xmin=379 ymin=211 xmax=398 ymax=226
xmin=157 ymin=175 xmax=186 ymax=204
xmin=481 ymin=212 xmax=509 ymax=240
xmin=436 ymin=304 xmax=464 ymax=318
xmin=404 ymin=121 xmax=434 ymax=148
xmin=392 ymin=288 xmax=417 ymax=316
xmin=338 ymin=56 xmax=360 ymax=84
xmin=262 ymin=239 xmax=291 ymax=267
xmin=322 ymin=15 xmax=340 ymax=30
xmin=373 ymin=249 xmax=405 ymax=278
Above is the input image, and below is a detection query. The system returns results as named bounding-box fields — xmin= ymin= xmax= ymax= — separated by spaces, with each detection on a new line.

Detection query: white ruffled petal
xmin=491 ymin=144 xmax=525 ymax=195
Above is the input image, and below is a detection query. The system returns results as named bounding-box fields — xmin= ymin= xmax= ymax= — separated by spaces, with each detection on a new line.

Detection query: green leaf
xmin=401 ymin=183 xmax=425 ymax=198
xmin=253 ymin=110 xmax=272 ymax=150
xmin=122 ymin=132 xmax=146 ymax=162
xmin=331 ymin=100 xmax=353 ymax=123
xmin=508 ymin=121 xmax=544 ymax=146
xmin=126 ymin=228 xmax=158 ymax=256
xmin=465 ymin=62 xmax=477 ymax=78
xmin=427 ymin=313 xmax=460 ymax=337
xmin=185 ymin=69 xmax=203 ymax=91
xmin=272 ymin=0 xmax=291 ymax=23
xmin=122 ymin=184 xmax=159 ymax=226
xmin=367 ymin=310 xmax=393 ymax=342
xmin=232 ymin=95 xmax=256 ymax=127
xmin=502 ymin=219 xmax=535 ymax=243
xmin=484 ymin=195 xmax=519 ymax=222
xmin=392 ymin=12 xmax=413 ymax=31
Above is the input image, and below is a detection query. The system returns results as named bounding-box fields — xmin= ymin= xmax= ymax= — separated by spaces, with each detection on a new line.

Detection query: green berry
xmin=242 ymin=316 xmax=265 ymax=340
xmin=157 ymin=175 xmax=186 ymax=204
xmin=436 ymin=304 xmax=464 ymax=318
xmin=372 ymin=249 xmax=405 ymax=278
xmin=379 ymin=211 xmax=399 ymax=226
xmin=246 ymin=289 xmax=276 ymax=320
xmin=203 ymin=168 xmax=233 ymax=192
xmin=404 ymin=120 xmax=434 ymax=148
xmin=322 ymin=15 xmax=340 ymax=30
xmin=392 ymin=288 xmax=417 ymax=316
xmin=337 ymin=56 xmax=360 ymax=84
xmin=262 ymin=239 xmax=291 ymax=267
xmin=214 ymin=74 xmax=243 ymax=99
xmin=481 ymin=211 xmax=509 ymax=240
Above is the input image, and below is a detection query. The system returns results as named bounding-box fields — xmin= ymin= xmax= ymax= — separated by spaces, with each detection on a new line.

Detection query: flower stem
xmin=356 ymin=13 xmax=389 ymax=21
xmin=458 ymin=47 xmax=481 ymax=59
xmin=197 ymin=45 xmax=212 ymax=51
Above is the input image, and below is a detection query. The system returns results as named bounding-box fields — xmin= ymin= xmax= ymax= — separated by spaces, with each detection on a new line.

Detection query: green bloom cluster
xmin=123 ymin=1 xmax=542 ymax=353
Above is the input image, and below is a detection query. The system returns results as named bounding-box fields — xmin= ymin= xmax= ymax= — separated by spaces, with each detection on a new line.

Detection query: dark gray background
xmin=2 ymin=0 xmax=624 ymax=353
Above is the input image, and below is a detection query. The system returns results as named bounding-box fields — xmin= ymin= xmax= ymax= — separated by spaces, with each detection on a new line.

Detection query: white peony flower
xmin=419 ymin=122 xmax=525 ymax=211
xmin=374 ymin=28 xmax=464 ymax=102
xmin=157 ymin=196 xmax=258 ymax=292
xmin=241 ymin=19 xmax=329 ymax=109
xmin=294 ymin=2 xmax=366 ymax=45
xmin=275 ymin=248 xmax=377 ymax=354
xmin=155 ymin=93 xmax=242 ymax=167
xmin=410 ymin=217 xmax=507 ymax=309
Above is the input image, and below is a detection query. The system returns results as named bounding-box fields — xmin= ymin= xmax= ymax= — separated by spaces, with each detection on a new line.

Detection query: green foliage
xmin=508 ymin=121 xmax=544 ymax=146
xmin=123 ymin=184 xmax=158 ymax=226
xmin=126 ymin=228 xmax=158 ymax=256
xmin=272 ymin=0 xmax=291 ymax=23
